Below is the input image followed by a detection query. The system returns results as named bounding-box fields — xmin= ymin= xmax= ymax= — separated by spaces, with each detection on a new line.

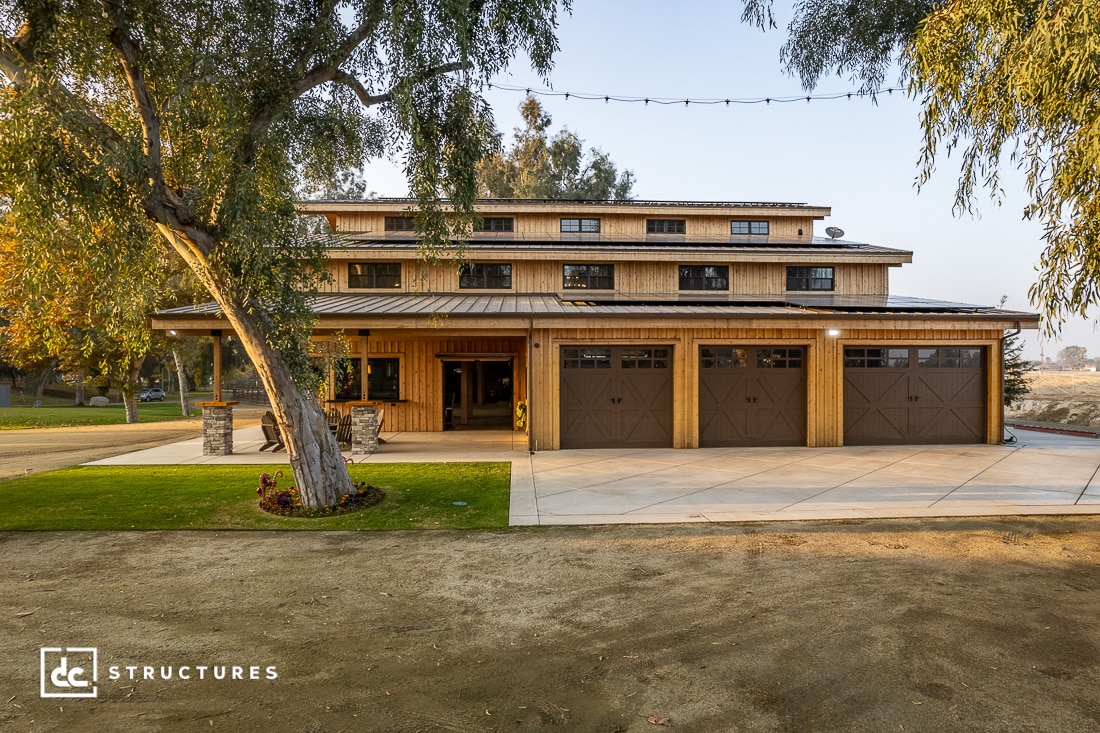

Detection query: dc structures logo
xmin=40 ymin=647 xmax=98 ymax=698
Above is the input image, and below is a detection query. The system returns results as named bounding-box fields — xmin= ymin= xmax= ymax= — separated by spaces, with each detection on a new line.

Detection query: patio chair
xmin=374 ymin=408 xmax=387 ymax=445
xmin=259 ymin=410 xmax=284 ymax=452
xmin=335 ymin=413 xmax=352 ymax=449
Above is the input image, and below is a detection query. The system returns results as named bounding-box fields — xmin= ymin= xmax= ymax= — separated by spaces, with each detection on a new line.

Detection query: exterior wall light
xmin=827 ymin=329 xmax=841 ymax=337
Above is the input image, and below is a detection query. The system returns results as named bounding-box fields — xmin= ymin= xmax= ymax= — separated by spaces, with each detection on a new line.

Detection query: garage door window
xmin=844 ymin=348 xmax=909 ymax=368
xmin=757 ymin=348 xmax=803 ymax=368
xmin=562 ymin=347 xmax=611 ymax=369
xmin=620 ymin=348 xmax=670 ymax=369
xmin=918 ymin=348 xmax=982 ymax=368
xmin=700 ymin=347 xmax=747 ymax=369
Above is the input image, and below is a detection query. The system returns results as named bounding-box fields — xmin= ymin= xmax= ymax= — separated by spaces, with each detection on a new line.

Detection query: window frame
xmin=646 ymin=219 xmax=686 ymax=234
xmin=562 ymin=263 xmax=615 ymax=290
xmin=458 ymin=262 xmax=513 ymax=290
xmin=785 ymin=266 xmax=835 ymax=292
xmin=474 ymin=217 xmax=514 ymax=232
xmin=384 ymin=216 xmax=415 ymax=231
xmin=678 ymin=265 xmax=730 ymax=291
xmin=348 ymin=262 xmax=402 ymax=289
xmin=560 ymin=218 xmax=601 ymax=233
xmin=367 ymin=356 xmax=402 ymax=401
xmin=731 ymin=220 xmax=770 ymax=235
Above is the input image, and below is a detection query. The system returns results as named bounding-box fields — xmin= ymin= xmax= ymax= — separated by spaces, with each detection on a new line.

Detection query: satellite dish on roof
xmin=825 ymin=226 xmax=845 ymax=239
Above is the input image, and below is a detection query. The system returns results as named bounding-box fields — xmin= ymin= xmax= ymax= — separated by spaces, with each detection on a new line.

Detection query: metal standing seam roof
xmin=154 ymin=293 xmax=1038 ymax=320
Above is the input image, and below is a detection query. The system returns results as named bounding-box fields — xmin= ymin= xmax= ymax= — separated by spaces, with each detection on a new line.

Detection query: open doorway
xmin=442 ymin=359 xmax=514 ymax=430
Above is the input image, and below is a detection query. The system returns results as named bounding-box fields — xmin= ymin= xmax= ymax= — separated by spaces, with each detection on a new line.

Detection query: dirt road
xmin=4 ymin=518 xmax=1100 ymax=731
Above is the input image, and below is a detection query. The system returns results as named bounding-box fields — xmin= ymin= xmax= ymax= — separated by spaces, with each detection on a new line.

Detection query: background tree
xmin=998 ymin=297 xmax=1033 ymax=407
xmin=0 ymin=1 xmax=566 ymax=507
xmin=741 ymin=0 xmax=1100 ymax=332
xmin=479 ymin=96 xmax=635 ymax=200
xmin=1057 ymin=346 xmax=1088 ymax=371
xmin=0 ymin=214 xmax=165 ymax=420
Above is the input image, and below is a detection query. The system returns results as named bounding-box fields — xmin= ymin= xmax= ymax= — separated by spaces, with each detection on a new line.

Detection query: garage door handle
xmin=745 ymin=396 xmax=758 ymax=403
xmin=609 ymin=397 xmax=622 ymax=404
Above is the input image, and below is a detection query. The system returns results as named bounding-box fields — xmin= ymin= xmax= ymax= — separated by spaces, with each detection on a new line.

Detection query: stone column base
xmin=196 ymin=401 xmax=239 ymax=456
xmin=350 ymin=404 xmax=379 ymax=456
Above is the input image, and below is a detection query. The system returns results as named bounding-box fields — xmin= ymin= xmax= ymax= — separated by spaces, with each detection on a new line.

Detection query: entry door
xmin=844 ymin=347 xmax=985 ymax=445
xmin=699 ymin=346 xmax=807 ymax=447
xmin=560 ymin=346 xmax=673 ymax=449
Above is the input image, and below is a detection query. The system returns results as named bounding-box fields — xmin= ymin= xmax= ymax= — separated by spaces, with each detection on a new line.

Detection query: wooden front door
xmin=560 ymin=346 xmax=673 ymax=449
xmin=844 ymin=347 xmax=985 ymax=445
xmin=698 ymin=346 xmax=807 ymax=447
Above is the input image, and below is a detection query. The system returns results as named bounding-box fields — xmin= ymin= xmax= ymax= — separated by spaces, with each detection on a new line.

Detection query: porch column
xmin=349 ymin=401 xmax=379 ymax=456
xmin=360 ymin=330 xmax=370 ymax=400
xmin=196 ymin=400 xmax=239 ymax=456
xmin=212 ymin=330 xmax=223 ymax=402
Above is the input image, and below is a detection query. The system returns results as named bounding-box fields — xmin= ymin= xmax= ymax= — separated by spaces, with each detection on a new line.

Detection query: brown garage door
xmin=560 ymin=346 xmax=673 ymax=449
xmin=699 ymin=346 xmax=807 ymax=447
xmin=844 ymin=347 xmax=985 ymax=445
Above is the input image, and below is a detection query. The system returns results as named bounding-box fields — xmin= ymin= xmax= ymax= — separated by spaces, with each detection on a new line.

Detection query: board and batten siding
xmin=332 ymin=212 xmax=818 ymax=243
xmin=322 ymin=333 xmax=527 ymax=433
xmin=325 ymin=260 xmax=892 ymax=296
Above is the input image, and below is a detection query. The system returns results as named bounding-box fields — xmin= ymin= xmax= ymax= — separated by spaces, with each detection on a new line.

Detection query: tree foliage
xmin=742 ymin=0 xmax=1100 ymax=332
xmin=0 ymin=1 xmax=567 ymax=506
xmin=1002 ymin=330 xmax=1033 ymax=407
xmin=1057 ymin=345 xmax=1088 ymax=371
xmin=478 ymin=96 xmax=634 ymax=200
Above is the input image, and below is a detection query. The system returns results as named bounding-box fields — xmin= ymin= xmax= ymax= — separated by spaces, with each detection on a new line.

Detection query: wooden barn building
xmin=153 ymin=199 xmax=1039 ymax=450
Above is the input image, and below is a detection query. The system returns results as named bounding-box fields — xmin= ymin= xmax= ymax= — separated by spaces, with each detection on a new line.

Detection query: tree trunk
xmin=74 ymin=369 xmax=85 ymax=406
xmin=171 ymin=346 xmax=191 ymax=417
xmin=229 ymin=312 xmax=352 ymax=507
xmin=151 ymin=226 xmax=354 ymax=507
xmin=32 ymin=361 xmax=55 ymax=408
xmin=122 ymin=355 xmax=146 ymax=424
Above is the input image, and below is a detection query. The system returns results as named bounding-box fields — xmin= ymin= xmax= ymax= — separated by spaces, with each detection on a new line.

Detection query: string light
xmin=486 ymin=82 xmax=902 ymax=107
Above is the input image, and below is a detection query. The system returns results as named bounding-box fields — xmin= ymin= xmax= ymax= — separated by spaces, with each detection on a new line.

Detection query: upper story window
xmin=731 ymin=221 xmax=769 ymax=235
xmin=475 ymin=217 xmax=514 ymax=232
xmin=561 ymin=218 xmax=601 ymax=233
xmin=459 ymin=263 xmax=512 ymax=289
xmin=647 ymin=219 xmax=685 ymax=234
xmin=349 ymin=262 xmax=402 ymax=289
xmin=563 ymin=264 xmax=614 ymax=290
xmin=786 ymin=266 xmax=834 ymax=291
xmin=384 ymin=216 xmax=415 ymax=231
xmin=679 ymin=265 xmax=729 ymax=291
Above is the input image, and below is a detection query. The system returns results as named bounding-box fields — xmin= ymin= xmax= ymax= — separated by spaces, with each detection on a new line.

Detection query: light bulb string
xmin=487 ymin=82 xmax=901 ymax=106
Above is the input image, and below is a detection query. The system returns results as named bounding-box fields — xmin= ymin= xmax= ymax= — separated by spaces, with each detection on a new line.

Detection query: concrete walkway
xmin=87 ymin=425 xmax=1100 ymax=526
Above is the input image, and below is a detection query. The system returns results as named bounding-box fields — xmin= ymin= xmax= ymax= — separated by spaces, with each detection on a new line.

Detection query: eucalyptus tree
xmin=0 ymin=0 xmax=566 ymax=507
xmin=742 ymin=0 xmax=1100 ymax=331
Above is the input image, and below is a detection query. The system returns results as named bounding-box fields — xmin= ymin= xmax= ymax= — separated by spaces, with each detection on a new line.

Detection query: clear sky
xmin=363 ymin=0 xmax=1098 ymax=361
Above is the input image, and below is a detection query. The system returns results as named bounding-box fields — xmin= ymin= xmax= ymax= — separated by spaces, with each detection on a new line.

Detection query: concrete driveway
xmin=88 ymin=424 xmax=1100 ymax=526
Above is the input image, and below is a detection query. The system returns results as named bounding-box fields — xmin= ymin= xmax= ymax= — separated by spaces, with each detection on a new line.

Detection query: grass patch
xmin=0 ymin=401 xmax=200 ymax=429
xmin=0 ymin=463 xmax=511 ymax=530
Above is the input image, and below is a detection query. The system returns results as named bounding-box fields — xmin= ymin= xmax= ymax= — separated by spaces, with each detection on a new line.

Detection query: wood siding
xmin=331 ymin=211 xmax=818 ymax=243
xmin=324 ymin=260 xmax=892 ymax=296
xmin=320 ymin=333 xmax=527 ymax=434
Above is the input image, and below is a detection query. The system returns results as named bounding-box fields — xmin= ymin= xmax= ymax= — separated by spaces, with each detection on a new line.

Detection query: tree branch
xmin=330 ymin=61 xmax=470 ymax=109
xmin=0 ymin=29 xmax=127 ymax=156
xmin=103 ymin=3 xmax=210 ymax=258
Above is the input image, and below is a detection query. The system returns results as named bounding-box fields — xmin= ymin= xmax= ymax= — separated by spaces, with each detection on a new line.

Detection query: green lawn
xmin=0 ymin=400 xmax=200 ymax=429
xmin=0 ymin=463 xmax=511 ymax=530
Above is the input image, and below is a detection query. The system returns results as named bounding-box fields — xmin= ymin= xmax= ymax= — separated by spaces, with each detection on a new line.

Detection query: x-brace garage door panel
xmin=560 ymin=346 xmax=673 ymax=449
xmin=844 ymin=347 xmax=985 ymax=445
xmin=699 ymin=346 xmax=807 ymax=447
